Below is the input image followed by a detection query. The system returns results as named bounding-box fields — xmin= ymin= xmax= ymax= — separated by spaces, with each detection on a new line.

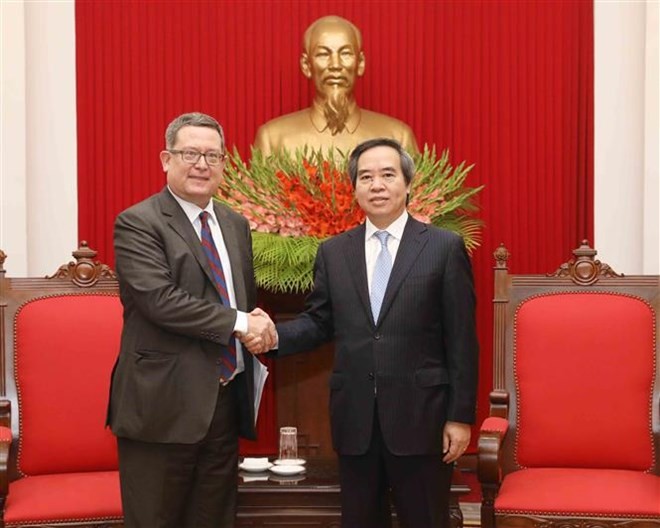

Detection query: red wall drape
xmin=76 ymin=0 xmax=593 ymax=454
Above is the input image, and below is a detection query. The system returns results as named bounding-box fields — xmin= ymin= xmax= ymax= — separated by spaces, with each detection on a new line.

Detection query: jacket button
xmin=374 ymin=333 xmax=381 ymax=340
xmin=368 ymin=372 xmax=375 ymax=380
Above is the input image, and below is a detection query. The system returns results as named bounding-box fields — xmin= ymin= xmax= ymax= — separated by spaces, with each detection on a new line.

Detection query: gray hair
xmin=165 ymin=112 xmax=225 ymax=151
xmin=347 ymin=138 xmax=415 ymax=187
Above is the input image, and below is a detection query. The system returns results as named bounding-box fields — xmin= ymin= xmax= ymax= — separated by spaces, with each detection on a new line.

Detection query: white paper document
xmin=252 ymin=358 xmax=269 ymax=425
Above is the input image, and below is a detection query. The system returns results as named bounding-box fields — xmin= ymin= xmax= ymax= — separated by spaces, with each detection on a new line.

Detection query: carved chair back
xmin=490 ymin=241 xmax=659 ymax=477
xmin=0 ymin=243 xmax=124 ymax=527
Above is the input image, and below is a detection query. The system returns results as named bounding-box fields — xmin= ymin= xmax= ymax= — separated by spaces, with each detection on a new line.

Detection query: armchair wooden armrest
xmin=478 ymin=416 xmax=509 ymax=528
xmin=478 ymin=416 xmax=508 ymax=483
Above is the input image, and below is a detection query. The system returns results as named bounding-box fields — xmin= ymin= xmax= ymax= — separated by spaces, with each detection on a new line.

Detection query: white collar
xmin=167 ymin=186 xmax=216 ymax=224
xmin=365 ymin=211 xmax=409 ymax=241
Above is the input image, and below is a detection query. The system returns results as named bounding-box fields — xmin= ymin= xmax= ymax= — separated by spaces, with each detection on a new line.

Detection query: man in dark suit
xmin=107 ymin=112 xmax=275 ymax=528
xmin=245 ymin=137 xmax=479 ymax=528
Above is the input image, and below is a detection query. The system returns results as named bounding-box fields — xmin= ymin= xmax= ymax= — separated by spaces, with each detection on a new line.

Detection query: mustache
xmin=323 ymin=74 xmax=349 ymax=86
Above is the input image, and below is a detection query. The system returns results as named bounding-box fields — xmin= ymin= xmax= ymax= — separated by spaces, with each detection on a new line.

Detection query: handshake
xmin=236 ymin=308 xmax=277 ymax=355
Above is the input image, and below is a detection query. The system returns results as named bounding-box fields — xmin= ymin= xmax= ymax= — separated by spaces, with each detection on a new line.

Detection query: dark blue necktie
xmin=199 ymin=211 xmax=237 ymax=381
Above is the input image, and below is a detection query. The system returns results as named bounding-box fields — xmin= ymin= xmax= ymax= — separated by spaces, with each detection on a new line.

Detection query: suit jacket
xmin=277 ymin=217 xmax=478 ymax=456
xmin=107 ymin=187 xmax=257 ymax=444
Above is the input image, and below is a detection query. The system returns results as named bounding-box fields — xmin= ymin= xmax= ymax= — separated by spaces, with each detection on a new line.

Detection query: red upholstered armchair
xmin=0 ymin=244 xmax=123 ymax=527
xmin=478 ymin=241 xmax=660 ymax=528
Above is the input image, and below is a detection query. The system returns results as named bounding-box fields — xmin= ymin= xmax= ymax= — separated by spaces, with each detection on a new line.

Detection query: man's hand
xmin=238 ymin=308 xmax=277 ymax=354
xmin=442 ymin=421 xmax=471 ymax=464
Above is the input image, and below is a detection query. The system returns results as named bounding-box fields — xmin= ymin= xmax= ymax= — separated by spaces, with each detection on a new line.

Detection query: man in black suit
xmin=245 ymin=137 xmax=479 ymax=528
xmin=107 ymin=112 xmax=275 ymax=528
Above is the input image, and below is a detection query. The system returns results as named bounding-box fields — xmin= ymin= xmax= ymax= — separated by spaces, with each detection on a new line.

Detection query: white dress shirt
xmin=364 ymin=211 xmax=409 ymax=295
xmin=168 ymin=187 xmax=246 ymax=378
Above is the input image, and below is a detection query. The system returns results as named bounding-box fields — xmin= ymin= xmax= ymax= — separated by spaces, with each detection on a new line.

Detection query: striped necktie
xmin=370 ymin=230 xmax=392 ymax=323
xmin=199 ymin=211 xmax=237 ymax=381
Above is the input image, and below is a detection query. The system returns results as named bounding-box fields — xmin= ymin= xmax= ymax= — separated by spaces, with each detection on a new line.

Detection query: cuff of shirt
xmin=234 ymin=311 xmax=248 ymax=334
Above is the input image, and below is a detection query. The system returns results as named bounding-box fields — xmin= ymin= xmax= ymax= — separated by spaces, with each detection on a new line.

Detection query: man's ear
xmin=300 ymin=53 xmax=312 ymax=78
xmin=159 ymin=150 xmax=171 ymax=172
xmin=357 ymin=51 xmax=366 ymax=77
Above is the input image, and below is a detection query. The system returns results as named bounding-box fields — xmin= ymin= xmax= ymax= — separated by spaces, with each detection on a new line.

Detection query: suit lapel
xmin=344 ymin=224 xmax=373 ymax=325
xmin=157 ymin=189 xmax=229 ymax=301
xmin=376 ymin=217 xmax=428 ymax=326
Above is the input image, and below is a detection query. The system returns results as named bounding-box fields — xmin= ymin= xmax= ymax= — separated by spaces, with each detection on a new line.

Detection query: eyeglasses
xmin=168 ymin=149 xmax=226 ymax=166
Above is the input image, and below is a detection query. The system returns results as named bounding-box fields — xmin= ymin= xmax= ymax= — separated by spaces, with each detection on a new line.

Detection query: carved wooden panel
xmin=261 ymin=290 xmax=335 ymax=458
xmin=548 ymin=240 xmax=623 ymax=285
xmin=46 ymin=241 xmax=117 ymax=287
xmin=276 ymin=344 xmax=334 ymax=458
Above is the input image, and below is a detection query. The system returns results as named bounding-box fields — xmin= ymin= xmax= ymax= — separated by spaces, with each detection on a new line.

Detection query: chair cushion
xmin=495 ymin=468 xmax=660 ymax=518
xmin=515 ymin=293 xmax=655 ymax=470
xmin=14 ymin=295 xmax=121 ymax=475
xmin=4 ymin=471 xmax=122 ymax=526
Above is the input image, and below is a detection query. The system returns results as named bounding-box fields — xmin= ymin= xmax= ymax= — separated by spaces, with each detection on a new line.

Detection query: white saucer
xmin=273 ymin=458 xmax=306 ymax=466
xmin=239 ymin=462 xmax=272 ymax=472
xmin=269 ymin=464 xmax=305 ymax=476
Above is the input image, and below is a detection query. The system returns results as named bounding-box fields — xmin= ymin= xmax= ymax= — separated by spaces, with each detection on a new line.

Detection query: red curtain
xmin=76 ymin=0 xmax=593 ymax=453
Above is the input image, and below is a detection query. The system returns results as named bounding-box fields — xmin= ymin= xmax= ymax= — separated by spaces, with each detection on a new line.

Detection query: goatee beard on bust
xmin=323 ymin=90 xmax=350 ymax=135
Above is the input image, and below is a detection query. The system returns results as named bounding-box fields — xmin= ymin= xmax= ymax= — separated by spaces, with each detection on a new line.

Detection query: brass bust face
xmin=301 ymin=17 xmax=366 ymax=134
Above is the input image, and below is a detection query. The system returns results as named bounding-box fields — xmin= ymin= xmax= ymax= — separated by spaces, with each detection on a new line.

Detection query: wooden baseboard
xmin=460 ymin=502 xmax=481 ymax=526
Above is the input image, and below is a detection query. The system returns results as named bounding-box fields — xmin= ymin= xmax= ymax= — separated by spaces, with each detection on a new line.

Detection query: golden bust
xmin=253 ymin=15 xmax=419 ymax=156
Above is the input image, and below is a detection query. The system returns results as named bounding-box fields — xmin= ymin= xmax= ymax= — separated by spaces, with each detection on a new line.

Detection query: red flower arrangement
xmin=276 ymin=161 xmax=365 ymax=238
xmin=216 ymin=147 xmax=482 ymax=293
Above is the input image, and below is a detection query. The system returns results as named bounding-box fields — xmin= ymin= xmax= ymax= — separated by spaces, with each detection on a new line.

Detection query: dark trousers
xmin=338 ymin=410 xmax=453 ymax=528
xmin=117 ymin=383 xmax=239 ymax=528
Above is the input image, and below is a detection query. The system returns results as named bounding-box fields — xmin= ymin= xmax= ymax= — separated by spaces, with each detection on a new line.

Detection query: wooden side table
xmin=237 ymin=458 xmax=470 ymax=527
